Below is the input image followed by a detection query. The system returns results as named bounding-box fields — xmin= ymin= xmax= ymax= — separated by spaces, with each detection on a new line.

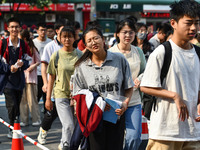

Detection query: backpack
xmin=1 ymin=39 xmax=26 ymax=59
xmin=142 ymin=41 xmax=200 ymax=120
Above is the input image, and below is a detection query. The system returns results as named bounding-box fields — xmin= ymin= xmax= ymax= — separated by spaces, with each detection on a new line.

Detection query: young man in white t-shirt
xmin=33 ymin=23 xmax=51 ymax=114
xmin=140 ymin=0 xmax=200 ymax=150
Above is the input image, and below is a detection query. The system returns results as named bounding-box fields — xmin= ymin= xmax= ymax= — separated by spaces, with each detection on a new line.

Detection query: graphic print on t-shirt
xmin=89 ymin=74 xmax=119 ymax=93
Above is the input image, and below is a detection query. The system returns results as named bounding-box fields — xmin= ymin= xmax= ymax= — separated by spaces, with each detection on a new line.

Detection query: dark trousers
xmin=4 ymin=88 xmax=23 ymax=126
xmin=89 ymin=114 xmax=125 ymax=150
xmin=41 ymin=101 xmax=58 ymax=131
xmin=37 ymin=75 xmax=46 ymax=113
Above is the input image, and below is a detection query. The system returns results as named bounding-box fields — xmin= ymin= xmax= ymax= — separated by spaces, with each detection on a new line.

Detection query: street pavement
xmin=0 ymin=95 xmax=62 ymax=150
xmin=0 ymin=95 xmax=148 ymax=150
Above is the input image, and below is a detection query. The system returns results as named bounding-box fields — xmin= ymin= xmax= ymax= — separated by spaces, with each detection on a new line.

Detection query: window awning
xmin=56 ymin=0 xmax=200 ymax=5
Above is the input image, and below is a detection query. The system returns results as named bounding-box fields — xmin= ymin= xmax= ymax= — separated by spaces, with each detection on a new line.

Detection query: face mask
xmin=137 ymin=32 xmax=147 ymax=40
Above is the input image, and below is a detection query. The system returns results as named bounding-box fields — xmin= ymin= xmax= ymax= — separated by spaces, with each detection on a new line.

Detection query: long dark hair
xmin=75 ymin=26 xmax=104 ymax=67
xmin=132 ymin=23 xmax=152 ymax=54
xmin=20 ymin=29 xmax=38 ymax=54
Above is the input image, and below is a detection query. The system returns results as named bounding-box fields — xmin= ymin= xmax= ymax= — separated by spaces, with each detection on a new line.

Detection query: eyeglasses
xmin=8 ymin=26 xmax=20 ymax=29
xmin=86 ymin=36 xmax=102 ymax=47
xmin=120 ymin=31 xmax=135 ymax=36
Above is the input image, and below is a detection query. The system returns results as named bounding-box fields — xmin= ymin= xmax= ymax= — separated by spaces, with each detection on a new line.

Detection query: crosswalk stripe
xmin=0 ymin=95 xmax=44 ymax=106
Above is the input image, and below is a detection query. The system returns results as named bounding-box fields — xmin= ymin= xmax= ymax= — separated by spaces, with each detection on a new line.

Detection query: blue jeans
xmin=124 ymin=104 xmax=142 ymax=150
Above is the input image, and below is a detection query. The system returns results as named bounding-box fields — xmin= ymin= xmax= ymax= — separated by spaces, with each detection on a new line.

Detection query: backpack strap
xmin=161 ymin=41 xmax=172 ymax=84
xmin=0 ymin=39 xmax=7 ymax=58
xmin=152 ymin=41 xmax=172 ymax=111
xmin=55 ymin=50 xmax=59 ymax=69
xmin=193 ymin=44 xmax=200 ymax=60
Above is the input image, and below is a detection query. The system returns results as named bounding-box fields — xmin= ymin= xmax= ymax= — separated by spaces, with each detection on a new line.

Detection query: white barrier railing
xmin=0 ymin=118 xmax=49 ymax=150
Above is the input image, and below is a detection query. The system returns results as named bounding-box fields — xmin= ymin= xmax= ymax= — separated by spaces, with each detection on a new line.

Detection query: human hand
xmin=134 ymin=78 xmax=141 ymax=89
xmin=104 ymin=103 xmax=111 ymax=111
xmin=45 ymin=99 xmax=53 ymax=111
xmin=16 ymin=59 xmax=23 ymax=68
xmin=195 ymin=103 xmax=200 ymax=122
xmin=11 ymin=65 xmax=18 ymax=73
xmin=115 ymin=102 xmax=128 ymax=116
xmin=173 ymin=93 xmax=189 ymax=121
xmin=26 ymin=65 xmax=34 ymax=72
xmin=42 ymin=84 xmax=48 ymax=93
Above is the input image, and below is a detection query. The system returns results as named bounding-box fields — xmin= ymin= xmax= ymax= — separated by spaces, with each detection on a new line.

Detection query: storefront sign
xmin=141 ymin=12 xmax=170 ymax=18
xmin=98 ymin=3 xmax=142 ymax=12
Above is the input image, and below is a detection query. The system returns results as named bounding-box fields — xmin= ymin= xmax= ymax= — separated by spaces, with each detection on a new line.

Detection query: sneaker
xmin=37 ymin=127 xmax=47 ymax=145
xmin=20 ymin=122 xmax=28 ymax=127
xmin=32 ymin=120 xmax=41 ymax=126
xmin=63 ymin=142 xmax=70 ymax=150
xmin=58 ymin=143 xmax=62 ymax=150
xmin=7 ymin=130 xmax=12 ymax=139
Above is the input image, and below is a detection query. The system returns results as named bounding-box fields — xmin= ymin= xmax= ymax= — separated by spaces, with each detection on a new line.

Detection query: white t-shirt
xmin=109 ymin=45 xmax=142 ymax=106
xmin=41 ymin=39 xmax=63 ymax=64
xmin=33 ymin=38 xmax=52 ymax=75
xmin=141 ymin=39 xmax=200 ymax=141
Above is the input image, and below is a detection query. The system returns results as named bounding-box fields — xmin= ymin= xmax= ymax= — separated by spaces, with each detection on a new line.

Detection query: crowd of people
xmin=1 ymin=0 xmax=200 ymax=150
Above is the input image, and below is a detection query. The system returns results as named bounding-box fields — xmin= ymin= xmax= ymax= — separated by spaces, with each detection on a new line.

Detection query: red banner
xmin=0 ymin=3 xmax=90 ymax=12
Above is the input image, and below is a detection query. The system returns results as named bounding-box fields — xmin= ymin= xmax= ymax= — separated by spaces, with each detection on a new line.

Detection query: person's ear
xmin=170 ymin=19 xmax=177 ymax=30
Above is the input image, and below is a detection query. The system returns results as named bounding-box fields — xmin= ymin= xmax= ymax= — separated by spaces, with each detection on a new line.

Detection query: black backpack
xmin=142 ymin=41 xmax=200 ymax=120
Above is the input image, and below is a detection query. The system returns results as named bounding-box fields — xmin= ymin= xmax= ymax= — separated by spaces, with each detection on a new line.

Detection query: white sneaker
xmin=20 ymin=122 xmax=28 ymax=127
xmin=58 ymin=143 xmax=62 ymax=150
xmin=32 ymin=120 xmax=41 ymax=126
xmin=37 ymin=127 xmax=47 ymax=145
xmin=7 ymin=130 xmax=12 ymax=139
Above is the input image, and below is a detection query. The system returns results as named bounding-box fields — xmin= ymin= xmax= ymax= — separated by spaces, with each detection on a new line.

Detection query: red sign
xmin=0 ymin=3 xmax=90 ymax=12
xmin=141 ymin=12 xmax=170 ymax=18
xmin=13 ymin=3 xmax=55 ymax=11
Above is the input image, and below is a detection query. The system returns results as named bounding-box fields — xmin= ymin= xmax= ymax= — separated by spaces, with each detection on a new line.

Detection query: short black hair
xmin=158 ymin=23 xmax=172 ymax=35
xmin=126 ymin=15 xmax=138 ymax=24
xmin=7 ymin=17 xmax=20 ymax=27
xmin=37 ymin=22 xmax=46 ymax=29
xmin=60 ymin=26 xmax=75 ymax=39
xmin=170 ymin=0 xmax=200 ymax=22
xmin=86 ymin=21 xmax=101 ymax=29
xmin=54 ymin=19 xmax=66 ymax=30
xmin=46 ymin=24 xmax=54 ymax=30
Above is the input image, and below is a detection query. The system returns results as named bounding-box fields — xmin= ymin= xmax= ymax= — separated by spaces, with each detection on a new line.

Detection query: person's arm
xmin=45 ymin=74 xmax=55 ymax=111
xmin=41 ymin=63 xmax=48 ymax=93
xmin=140 ymin=86 xmax=189 ymax=121
xmin=115 ymin=87 xmax=133 ymax=116
xmin=26 ymin=49 xmax=41 ymax=72
xmin=195 ymin=91 xmax=200 ymax=122
xmin=21 ymin=42 xmax=32 ymax=71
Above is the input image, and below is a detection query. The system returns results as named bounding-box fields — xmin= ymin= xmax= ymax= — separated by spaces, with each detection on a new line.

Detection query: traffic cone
xmin=141 ymin=110 xmax=148 ymax=140
xmin=138 ymin=110 xmax=149 ymax=150
xmin=11 ymin=118 xmax=24 ymax=150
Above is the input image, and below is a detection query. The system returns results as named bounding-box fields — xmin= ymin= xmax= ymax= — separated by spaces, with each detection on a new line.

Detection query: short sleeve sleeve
xmin=140 ymin=45 xmax=165 ymax=88
xmin=47 ymin=52 xmax=56 ymax=75
xmin=122 ymin=56 xmax=135 ymax=89
xmin=73 ymin=66 xmax=88 ymax=95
